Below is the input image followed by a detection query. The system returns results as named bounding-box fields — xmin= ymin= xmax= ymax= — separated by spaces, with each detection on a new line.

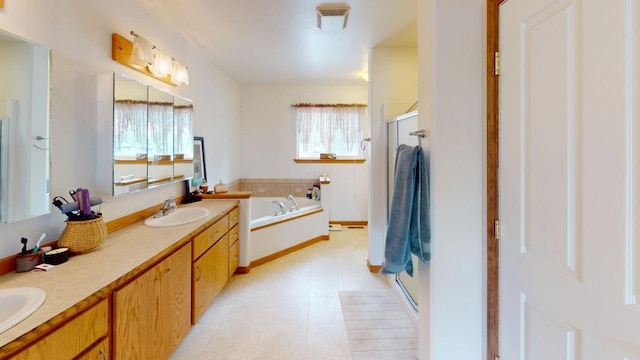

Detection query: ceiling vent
xmin=316 ymin=4 xmax=351 ymax=31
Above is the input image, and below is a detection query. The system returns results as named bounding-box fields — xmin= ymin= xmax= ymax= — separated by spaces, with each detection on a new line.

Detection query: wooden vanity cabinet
xmin=192 ymin=206 xmax=239 ymax=323
xmin=113 ymin=243 xmax=191 ymax=360
xmin=9 ymin=299 xmax=109 ymax=360
xmin=228 ymin=207 xmax=240 ymax=275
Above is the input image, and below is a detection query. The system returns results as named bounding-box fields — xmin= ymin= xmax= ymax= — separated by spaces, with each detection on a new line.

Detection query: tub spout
xmin=286 ymin=195 xmax=299 ymax=211
xmin=272 ymin=200 xmax=287 ymax=215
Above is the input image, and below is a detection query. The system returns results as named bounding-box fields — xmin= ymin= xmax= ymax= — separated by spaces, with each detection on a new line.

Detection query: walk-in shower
xmin=386 ymin=110 xmax=422 ymax=313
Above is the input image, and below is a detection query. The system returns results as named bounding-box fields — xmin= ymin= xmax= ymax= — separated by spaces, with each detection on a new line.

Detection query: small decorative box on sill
xmin=154 ymin=154 xmax=171 ymax=161
xmin=319 ymin=153 xmax=336 ymax=159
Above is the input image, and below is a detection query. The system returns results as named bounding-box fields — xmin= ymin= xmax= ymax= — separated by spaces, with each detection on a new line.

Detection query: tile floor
xmin=169 ymin=226 xmax=417 ymax=360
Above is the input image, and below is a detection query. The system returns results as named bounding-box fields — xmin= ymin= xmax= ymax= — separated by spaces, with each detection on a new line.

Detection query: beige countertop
xmin=0 ymin=199 xmax=238 ymax=350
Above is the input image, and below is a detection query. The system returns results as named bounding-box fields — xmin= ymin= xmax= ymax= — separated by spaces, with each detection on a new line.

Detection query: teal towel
xmin=381 ymin=144 xmax=431 ymax=277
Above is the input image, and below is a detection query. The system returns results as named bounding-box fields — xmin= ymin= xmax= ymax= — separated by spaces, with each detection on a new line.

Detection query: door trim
xmin=487 ymin=1 xmax=505 ymax=359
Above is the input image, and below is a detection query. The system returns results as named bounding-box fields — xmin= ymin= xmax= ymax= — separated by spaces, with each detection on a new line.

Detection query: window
xmin=294 ymin=104 xmax=366 ymax=159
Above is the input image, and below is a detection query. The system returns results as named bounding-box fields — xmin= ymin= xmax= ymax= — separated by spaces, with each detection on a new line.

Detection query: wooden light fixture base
xmin=111 ymin=33 xmax=178 ymax=86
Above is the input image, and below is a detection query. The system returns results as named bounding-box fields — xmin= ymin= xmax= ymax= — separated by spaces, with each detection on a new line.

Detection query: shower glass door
xmin=386 ymin=111 xmax=420 ymax=311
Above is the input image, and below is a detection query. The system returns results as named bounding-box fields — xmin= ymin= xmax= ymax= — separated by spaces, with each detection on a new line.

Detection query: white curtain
xmin=148 ymin=101 xmax=173 ymax=157
xmin=114 ymin=100 xmax=147 ymax=157
xmin=296 ymin=106 xmax=364 ymax=158
xmin=174 ymin=105 xmax=194 ymax=158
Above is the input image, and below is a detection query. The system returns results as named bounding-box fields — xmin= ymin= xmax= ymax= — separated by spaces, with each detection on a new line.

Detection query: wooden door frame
xmin=487 ymin=0 xmax=504 ymax=359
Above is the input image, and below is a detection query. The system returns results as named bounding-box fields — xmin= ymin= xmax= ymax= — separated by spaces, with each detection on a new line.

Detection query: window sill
xmin=293 ymin=158 xmax=366 ymax=164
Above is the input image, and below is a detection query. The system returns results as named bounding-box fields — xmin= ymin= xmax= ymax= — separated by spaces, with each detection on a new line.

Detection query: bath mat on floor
xmin=339 ymin=290 xmax=418 ymax=359
xmin=329 ymin=224 xmax=342 ymax=231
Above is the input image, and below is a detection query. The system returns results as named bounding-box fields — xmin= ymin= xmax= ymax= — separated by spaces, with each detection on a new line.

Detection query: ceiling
xmin=133 ymin=0 xmax=418 ymax=85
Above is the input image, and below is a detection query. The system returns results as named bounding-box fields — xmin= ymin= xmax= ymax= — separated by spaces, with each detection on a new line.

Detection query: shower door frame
xmin=385 ymin=111 xmax=421 ymax=313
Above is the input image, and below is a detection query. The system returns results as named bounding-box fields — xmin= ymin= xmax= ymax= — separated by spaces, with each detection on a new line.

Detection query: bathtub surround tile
xmin=237 ymin=178 xmax=318 ymax=198
xmin=227 ymin=179 xmax=240 ymax=191
xmin=172 ymin=226 xmax=415 ymax=360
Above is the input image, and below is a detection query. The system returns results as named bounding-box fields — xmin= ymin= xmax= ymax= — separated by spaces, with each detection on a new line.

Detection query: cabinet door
xmin=9 ymin=300 xmax=108 ymax=360
xmin=76 ymin=337 xmax=109 ymax=360
xmin=114 ymin=244 xmax=191 ymax=360
xmin=193 ymin=234 xmax=229 ymax=323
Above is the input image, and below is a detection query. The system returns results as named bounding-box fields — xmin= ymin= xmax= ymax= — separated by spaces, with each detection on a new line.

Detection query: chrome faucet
xmin=272 ymin=200 xmax=287 ymax=215
xmin=286 ymin=195 xmax=299 ymax=211
xmin=155 ymin=196 xmax=177 ymax=217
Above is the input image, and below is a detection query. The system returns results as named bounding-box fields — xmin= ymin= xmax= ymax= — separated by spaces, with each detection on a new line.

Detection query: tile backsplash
xmin=238 ymin=178 xmax=318 ymax=198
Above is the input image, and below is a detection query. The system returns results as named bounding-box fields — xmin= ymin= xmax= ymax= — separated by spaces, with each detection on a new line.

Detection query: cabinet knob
xmin=100 ymin=348 xmax=107 ymax=360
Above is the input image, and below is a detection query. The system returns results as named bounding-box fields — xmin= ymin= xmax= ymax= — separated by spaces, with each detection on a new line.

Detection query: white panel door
xmin=499 ymin=0 xmax=640 ymax=358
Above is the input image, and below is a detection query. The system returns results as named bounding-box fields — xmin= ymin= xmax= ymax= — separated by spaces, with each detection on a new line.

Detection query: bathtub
xmin=248 ymin=197 xmax=328 ymax=264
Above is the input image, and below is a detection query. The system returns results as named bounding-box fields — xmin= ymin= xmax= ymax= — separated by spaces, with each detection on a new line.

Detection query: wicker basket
xmin=58 ymin=215 xmax=107 ymax=254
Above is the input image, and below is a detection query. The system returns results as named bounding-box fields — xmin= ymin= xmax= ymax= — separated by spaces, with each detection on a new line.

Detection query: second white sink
xmin=0 ymin=287 xmax=46 ymax=335
xmin=144 ymin=207 xmax=211 ymax=227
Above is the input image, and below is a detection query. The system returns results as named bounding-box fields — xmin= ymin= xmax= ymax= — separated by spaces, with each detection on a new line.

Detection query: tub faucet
xmin=286 ymin=195 xmax=299 ymax=211
xmin=155 ymin=196 xmax=177 ymax=217
xmin=272 ymin=200 xmax=287 ymax=215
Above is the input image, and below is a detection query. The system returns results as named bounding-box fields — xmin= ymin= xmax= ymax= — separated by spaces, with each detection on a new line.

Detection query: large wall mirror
xmin=112 ymin=73 xmax=193 ymax=196
xmin=0 ymin=29 xmax=51 ymax=223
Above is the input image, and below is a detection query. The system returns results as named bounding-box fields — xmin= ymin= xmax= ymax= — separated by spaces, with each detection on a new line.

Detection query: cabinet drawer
xmin=10 ymin=299 xmax=108 ymax=360
xmin=228 ymin=207 xmax=239 ymax=228
xmin=228 ymin=238 xmax=239 ymax=276
xmin=193 ymin=214 xmax=228 ymax=259
xmin=76 ymin=337 xmax=109 ymax=360
xmin=228 ymin=224 xmax=239 ymax=246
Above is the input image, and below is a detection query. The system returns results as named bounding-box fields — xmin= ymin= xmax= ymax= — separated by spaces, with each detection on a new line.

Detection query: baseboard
xmin=329 ymin=220 xmax=368 ymax=226
xmin=235 ymin=266 xmax=251 ymax=274
xmin=367 ymin=259 xmax=382 ymax=273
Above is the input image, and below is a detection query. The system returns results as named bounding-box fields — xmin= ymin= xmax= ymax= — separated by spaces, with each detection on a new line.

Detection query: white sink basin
xmin=144 ymin=207 xmax=211 ymax=227
xmin=0 ymin=287 xmax=46 ymax=334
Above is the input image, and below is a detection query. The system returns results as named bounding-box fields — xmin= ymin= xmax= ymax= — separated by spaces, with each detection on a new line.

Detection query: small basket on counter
xmin=57 ymin=214 xmax=107 ymax=254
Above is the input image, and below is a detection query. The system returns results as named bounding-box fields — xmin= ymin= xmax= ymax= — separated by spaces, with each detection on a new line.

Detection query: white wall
xmin=0 ymin=0 xmax=241 ymax=258
xmin=240 ymin=85 xmax=368 ymax=221
xmin=419 ymin=0 xmax=486 ymax=358
xmin=368 ymin=47 xmax=419 ymax=266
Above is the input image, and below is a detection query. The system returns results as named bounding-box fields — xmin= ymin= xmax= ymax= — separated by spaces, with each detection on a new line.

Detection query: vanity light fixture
xmin=172 ymin=61 xmax=189 ymax=85
xmin=316 ymin=4 xmax=351 ymax=30
xmin=112 ymin=31 xmax=190 ymax=86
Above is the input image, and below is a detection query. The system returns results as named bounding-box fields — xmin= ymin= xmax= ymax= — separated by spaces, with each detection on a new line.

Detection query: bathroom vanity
xmin=0 ymin=200 xmax=240 ymax=359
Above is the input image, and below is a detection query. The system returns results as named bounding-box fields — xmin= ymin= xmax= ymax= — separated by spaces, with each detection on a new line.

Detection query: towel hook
xmin=33 ymin=135 xmax=49 ymax=150
xmin=409 ymin=129 xmax=429 ymax=147
xmin=360 ymin=137 xmax=371 ymax=151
